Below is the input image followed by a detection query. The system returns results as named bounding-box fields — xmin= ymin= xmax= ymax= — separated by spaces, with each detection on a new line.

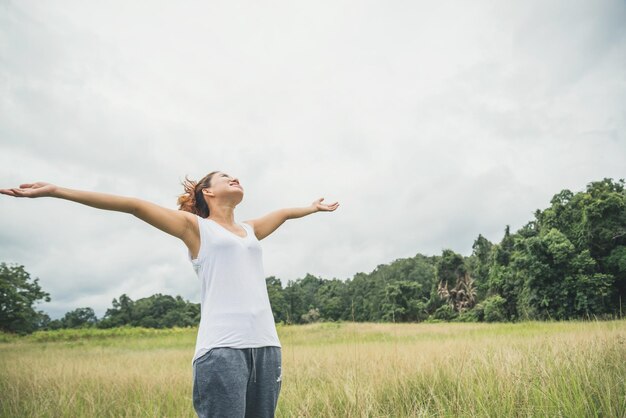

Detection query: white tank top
xmin=189 ymin=215 xmax=281 ymax=365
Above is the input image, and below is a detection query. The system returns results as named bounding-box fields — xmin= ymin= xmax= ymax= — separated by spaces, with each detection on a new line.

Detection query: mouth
xmin=230 ymin=183 xmax=242 ymax=189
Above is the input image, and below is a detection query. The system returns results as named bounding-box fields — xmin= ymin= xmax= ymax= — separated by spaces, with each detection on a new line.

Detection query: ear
xmin=202 ymin=188 xmax=214 ymax=197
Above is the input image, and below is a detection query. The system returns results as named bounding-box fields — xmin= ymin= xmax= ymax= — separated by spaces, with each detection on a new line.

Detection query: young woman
xmin=0 ymin=172 xmax=339 ymax=418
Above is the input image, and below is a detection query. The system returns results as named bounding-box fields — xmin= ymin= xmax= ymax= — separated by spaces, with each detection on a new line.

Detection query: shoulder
xmin=242 ymin=220 xmax=257 ymax=235
xmin=181 ymin=211 xmax=200 ymax=226
xmin=180 ymin=211 xmax=202 ymax=238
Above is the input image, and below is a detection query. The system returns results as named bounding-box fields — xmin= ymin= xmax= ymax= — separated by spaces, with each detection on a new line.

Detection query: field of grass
xmin=1 ymin=320 xmax=625 ymax=417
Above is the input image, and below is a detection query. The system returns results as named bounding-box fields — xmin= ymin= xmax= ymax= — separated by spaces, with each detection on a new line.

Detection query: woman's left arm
xmin=245 ymin=197 xmax=339 ymax=240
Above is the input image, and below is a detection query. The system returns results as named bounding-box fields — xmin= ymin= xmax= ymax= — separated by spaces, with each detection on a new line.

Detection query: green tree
xmin=0 ymin=263 xmax=51 ymax=334
xmin=345 ymin=269 xmax=386 ymax=321
xmin=516 ymin=228 xmax=613 ymax=319
xmin=315 ymin=279 xmax=349 ymax=321
xmin=61 ymin=307 xmax=98 ymax=328
xmin=382 ymin=281 xmax=428 ymax=322
xmin=605 ymin=246 xmax=626 ymax=316
xmin=487 ymin=226 xmax=521 ymax=320
xmin=266 ymin=276 xmax=287 ymax=323
xmin=98 ymin=294 xmax=134 ymax=328
xmin=283 ymin=274 xmax=324 ymax=324
xmin=436 ymin=249 xmax=466 ymax=287
xmin=468 ymin=234 xmax=493 ymax=300
xmin=283 ymin=279 xmax=304 ymax=324
xmin=480 ymin=295 xmax=507 ymax=322
xmin=98 ymin=293 xmax=199 ymax=328
xmin=583 ymin=179 xmax=625 ymax=259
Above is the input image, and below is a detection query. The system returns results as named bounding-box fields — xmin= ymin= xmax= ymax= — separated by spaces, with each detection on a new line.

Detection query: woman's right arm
xmin=0 ymin=182 xmax=199 ymax=250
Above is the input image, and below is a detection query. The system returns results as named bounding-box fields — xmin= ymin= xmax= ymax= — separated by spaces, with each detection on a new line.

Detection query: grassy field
xmin=1 ymin=320 xmax=625 ymax=417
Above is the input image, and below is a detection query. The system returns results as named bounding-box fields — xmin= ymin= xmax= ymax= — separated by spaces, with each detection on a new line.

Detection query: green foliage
xmin=605 ymin=246 xmax=626 ymax=314
xmin=16 ymin=325 xmax=193 ymax=343
xmin=98 ymin=293 xmax=199 ymax=329
xmin=467 ymin=234 xmax=493 ymax=300
xmin=316 ymin=279 xmax=348 ymax=320
xmin=57 ymin=307 xmax=98 ymax=329
xmin=456 ymin=308 xmax=480 ymax=322
xmin=0 ymin=263 xmax=50 ymax=335
xmin=266 ymin=276 xmax=288 ymax=323
xmin=0 ymin=331 xmax=18 ymax=343
xmin=486 ymin=178 xmax=625 ymax=321
xmin=382 ymin=281 xmax=428 ymax=322
xmin=487 ymin=226 xmax=522 ymax=320
xmin=480 ymin=295 xmax=507 ymax=322
xmin=273 ymin=255 xmax=439 ymax=324
xmin=436 ymin=249 xmax=466 ymax=286
xmin=433 ymin=304 xmax=457 ymax=321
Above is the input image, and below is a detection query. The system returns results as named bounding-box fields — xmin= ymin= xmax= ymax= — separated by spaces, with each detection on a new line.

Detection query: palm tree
xmin=437 ymin=272 xmax=477 ymax=313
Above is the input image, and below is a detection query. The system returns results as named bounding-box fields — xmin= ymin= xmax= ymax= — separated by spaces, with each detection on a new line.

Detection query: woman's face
xmin=207 ymin=172 xmax=244 ymax=197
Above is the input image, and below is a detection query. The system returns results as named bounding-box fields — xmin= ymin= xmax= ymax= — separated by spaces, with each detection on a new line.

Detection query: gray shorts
xmin=192 ymin=346 xmax=282 ymax=418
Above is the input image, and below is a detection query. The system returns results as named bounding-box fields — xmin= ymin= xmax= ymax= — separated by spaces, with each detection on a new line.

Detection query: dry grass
xmin=1 ymin=320 xmax=624 ymax=417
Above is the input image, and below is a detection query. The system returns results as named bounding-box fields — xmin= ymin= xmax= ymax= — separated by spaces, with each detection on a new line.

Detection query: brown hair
xmin=177 ymin=171 xmax=219 ymax=218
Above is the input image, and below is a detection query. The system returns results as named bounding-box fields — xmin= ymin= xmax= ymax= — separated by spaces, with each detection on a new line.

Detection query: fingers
xmin=1 ymin=183 xmax=40 ymax=197
xmin=313 ymin=197 xmax=339 ymax=211
xmin=318 ymin=202 xmax=339 ymax=211
xmin=0 ymin=188 xmax=24 ymax=197
xmin=2 ymin=187 xmax=46 ymax=198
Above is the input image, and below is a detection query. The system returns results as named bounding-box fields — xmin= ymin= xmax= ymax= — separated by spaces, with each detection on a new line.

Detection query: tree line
xmin=1 ymin=178 xmax=624 ymax=334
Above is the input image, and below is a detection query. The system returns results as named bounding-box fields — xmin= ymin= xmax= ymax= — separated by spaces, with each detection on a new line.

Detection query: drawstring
xmin=250 ymin=348 xmax=257 ymax=383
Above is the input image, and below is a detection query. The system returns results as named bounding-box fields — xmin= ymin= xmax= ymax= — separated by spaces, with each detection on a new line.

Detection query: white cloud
xmin=1 ymin=0 xmax=625 ymax=318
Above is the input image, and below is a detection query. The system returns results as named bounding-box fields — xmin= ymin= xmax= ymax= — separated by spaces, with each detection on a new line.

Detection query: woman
xmin=0 ymin=172 xmax=339 ymax=418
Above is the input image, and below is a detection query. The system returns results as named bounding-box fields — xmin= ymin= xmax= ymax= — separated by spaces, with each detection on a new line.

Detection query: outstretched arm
xmin=245 ymin=197 xmax=339 ymax=241
xmin=1 ymin=182 xmax=198 ymax=250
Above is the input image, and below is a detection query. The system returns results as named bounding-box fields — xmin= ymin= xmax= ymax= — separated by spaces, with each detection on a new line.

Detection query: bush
xmin=301 ymin=308 xmax=321 ymax=323
xmin=456 ymin=308 xmax=480 ymax=322
xmin=481 ymin=295 xmax=507 ymax=322
xmin=433 ymin=304 xmax=458 ymax=321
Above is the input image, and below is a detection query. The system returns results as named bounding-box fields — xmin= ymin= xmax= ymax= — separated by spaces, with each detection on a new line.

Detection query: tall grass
xmin=1 ymin=320 xmax=624 ymax=417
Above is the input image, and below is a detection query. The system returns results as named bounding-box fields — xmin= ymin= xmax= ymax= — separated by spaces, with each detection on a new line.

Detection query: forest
xmin=1 ymin=178 xmax=624 ymax=334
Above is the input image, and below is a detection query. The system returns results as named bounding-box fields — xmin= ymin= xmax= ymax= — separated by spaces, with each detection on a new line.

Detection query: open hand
xmin=0 ymin=182 xmax=57 ymax=198
xmin=312 ymin=197 xmax=339 ymax=212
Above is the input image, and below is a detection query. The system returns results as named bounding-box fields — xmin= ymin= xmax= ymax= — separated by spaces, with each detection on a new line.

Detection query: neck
xmin=208 ymin=204 xmax=236 ymax=225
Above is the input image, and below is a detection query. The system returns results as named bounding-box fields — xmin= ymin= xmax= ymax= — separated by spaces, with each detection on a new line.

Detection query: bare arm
xmin=245 ymin=197 xmax=339 ymax=241
xmin=1 ymin=182 xmax=198 ymax=251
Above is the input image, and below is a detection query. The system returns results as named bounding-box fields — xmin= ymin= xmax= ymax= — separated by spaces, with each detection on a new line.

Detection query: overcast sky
xmin=1 ymin=0 xmax=625 ymax=319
